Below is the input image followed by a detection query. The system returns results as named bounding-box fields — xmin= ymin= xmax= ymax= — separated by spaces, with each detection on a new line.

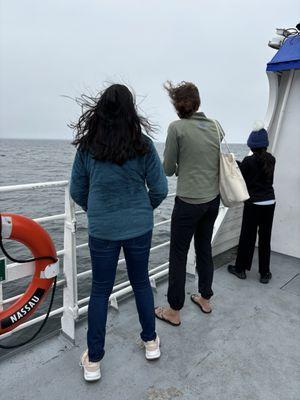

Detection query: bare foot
xmin=191 ymin=294 xmax=212 ymax=313
xmin=155 ymin=306 xmax=181 ymax=326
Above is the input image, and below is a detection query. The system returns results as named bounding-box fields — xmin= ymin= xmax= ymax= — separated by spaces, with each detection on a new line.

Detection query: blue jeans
xmin=87 ymin=230 xmax=156 ymax=362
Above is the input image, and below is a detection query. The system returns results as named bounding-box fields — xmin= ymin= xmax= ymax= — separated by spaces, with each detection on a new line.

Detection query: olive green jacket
xmin=163 ymin=112 xmax=225 ymax=203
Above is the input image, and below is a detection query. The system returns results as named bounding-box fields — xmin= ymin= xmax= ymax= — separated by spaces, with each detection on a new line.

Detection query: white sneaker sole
xmin=80 ymin=361 xmax=101 ymax=382
xmin=83 ymin=369 xmax=101 ymax=382
xmin=145 ymin=348 xmax=161 ymax=360
xmin=145 ymin=337 xmax=161 ymax=360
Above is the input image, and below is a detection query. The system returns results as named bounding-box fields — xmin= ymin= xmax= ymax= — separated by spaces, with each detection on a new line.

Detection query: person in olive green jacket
xmin=155 ymin=81 xmax=225 ymax=326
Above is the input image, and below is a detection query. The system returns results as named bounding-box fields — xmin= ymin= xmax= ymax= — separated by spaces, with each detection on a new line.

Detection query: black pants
xmin=235 ymin=202 xmax=275 ymax=275
xmin=167 ymin=196 xmax=220 ymax=310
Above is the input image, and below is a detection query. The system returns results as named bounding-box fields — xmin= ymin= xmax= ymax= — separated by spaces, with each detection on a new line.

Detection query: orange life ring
xmin=0 ymin=213 xmax=58 ymax=334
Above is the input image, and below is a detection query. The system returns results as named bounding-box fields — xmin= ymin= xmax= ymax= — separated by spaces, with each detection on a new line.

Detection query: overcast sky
xmin=0 ymin=0 xmax=299 ymax=142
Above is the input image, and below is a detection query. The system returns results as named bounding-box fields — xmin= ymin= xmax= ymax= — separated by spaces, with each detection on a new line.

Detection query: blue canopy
xmin=267 ymin=34 xmax=300 ymax=72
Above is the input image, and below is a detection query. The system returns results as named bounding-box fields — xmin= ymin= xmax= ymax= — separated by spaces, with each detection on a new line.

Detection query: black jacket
xmin=238 ymin=153 xmax=276 ymax=203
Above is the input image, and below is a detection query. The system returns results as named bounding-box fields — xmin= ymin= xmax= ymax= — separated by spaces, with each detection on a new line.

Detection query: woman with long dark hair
xmin=228 ymin=122 xmax=276 ymax=283
xmin=70 ymin=84 xmax=168 ymax=381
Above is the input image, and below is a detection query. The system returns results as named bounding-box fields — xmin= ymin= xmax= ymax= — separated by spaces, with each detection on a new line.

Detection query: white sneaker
xmin=143 ymin=336 xmax=161 ymax=360
xmin=80 ymin=350 xmax=101 ymax=381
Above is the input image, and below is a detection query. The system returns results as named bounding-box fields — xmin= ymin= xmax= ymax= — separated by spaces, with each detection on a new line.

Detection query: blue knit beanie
xmin=247 ymin=121 xmax=269 ymax=149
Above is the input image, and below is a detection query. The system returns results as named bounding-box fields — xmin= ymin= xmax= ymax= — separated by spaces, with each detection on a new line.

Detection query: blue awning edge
xmin=267 ymin=35 xmax=300 ymax=72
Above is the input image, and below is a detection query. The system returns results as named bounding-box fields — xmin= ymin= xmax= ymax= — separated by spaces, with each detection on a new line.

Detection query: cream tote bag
xmin=214 ymin=121 xmax=250 ymax=207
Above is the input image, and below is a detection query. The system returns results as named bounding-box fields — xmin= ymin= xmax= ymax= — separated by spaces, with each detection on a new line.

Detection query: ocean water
xmin=0 ymin=139 xmax=248 ymax=347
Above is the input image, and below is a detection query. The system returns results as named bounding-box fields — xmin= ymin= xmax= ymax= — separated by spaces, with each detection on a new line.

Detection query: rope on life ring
xmin=0 ymin=213 xmax=59 ymax=349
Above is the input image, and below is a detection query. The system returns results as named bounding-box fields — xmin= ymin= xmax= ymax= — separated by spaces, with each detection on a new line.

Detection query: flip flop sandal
xmin=155 ymin=307 xmax=181 ymax=327
xmin=190 ymin=294 xmax=212 ymax=314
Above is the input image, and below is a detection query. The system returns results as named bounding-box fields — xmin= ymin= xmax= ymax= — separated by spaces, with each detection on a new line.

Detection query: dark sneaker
xmin=227 ymin=264 xmax=246 ymax=279
xmin=260 ymin=272 xmax=272 ymax=284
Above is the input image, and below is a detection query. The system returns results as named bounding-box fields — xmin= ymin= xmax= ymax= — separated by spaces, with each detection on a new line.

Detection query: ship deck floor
xmin=1 ymin=250 xmax=300 ymax=400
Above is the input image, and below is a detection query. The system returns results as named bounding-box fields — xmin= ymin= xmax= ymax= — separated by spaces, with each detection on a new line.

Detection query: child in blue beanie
xmin=228 ymin=122 xmax=276 ymax=284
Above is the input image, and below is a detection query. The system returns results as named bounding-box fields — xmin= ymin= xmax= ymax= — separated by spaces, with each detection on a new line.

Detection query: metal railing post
xmin=61 ymin=185 xmax=78 ymax=342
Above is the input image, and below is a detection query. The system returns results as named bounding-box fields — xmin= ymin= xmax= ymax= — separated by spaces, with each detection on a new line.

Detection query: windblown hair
xmin=70 ymin=84 xmax=155 ymax=165
xmin=164 ymin=81 xmax=200 ymax=118
xmin=252 ymin=148 xmax=275 ymax=179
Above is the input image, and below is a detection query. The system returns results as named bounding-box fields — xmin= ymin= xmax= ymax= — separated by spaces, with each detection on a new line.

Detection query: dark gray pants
xmin=167 ymin=196 xmax=220 ymax=310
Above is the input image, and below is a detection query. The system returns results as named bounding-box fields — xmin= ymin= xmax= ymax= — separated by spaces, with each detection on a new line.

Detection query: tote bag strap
xmin=213 ymin=119 xmax=231 ymax=154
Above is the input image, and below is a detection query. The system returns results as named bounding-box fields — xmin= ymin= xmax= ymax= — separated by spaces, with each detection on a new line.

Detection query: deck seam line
xmin=280 ymin=273 xmax=299 ymax=290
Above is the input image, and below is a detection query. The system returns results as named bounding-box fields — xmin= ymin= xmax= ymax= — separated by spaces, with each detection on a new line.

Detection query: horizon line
xmin=0 ymin=137 xmax=245 ymax=145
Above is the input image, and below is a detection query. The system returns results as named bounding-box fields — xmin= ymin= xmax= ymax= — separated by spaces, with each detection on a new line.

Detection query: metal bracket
xmin=109 ymin=296 xmax=119 ymax=311
xmin=62 ymin=273 xmax=68 ymax=287
xmin=65 ymin=220 xmax=76 ymax=233
xmin=40 ymin=260 xmax=59 ymax=279
xmin=70 ymin=305 xmax=79 ymax=319
xmin=150 ymin=277 xmax=157 ymax=291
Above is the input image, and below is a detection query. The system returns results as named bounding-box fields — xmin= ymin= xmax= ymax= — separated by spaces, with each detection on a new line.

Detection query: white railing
xmin=0 ymin=181 xmax=179 ymax=342
xmin=0 ymin=180 xmax=229 ymax=343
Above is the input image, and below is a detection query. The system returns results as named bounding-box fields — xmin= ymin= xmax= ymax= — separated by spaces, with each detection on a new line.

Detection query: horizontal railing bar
xmin=5 ymin=261 xmax=35 ymax=282
xmin=74 ymin=196 xmax=175 ymax=219
xmin=0 ymin=307 xmax=64 ymax=341
xmin=110 ymin=262 xmax=169 ymax=292
xmin=149 ymin=261 xmax=169 ymax=275
xmin=76 ymin=241 xmax=170 ymax=279
xmin=77 ymin=297 xmax=89 ymax=306
xmin=77 ymin=266 xmax=169 ymax=316
xmin=75 ymin=210 xmax=85 ymax=216
xmin=77 ymin=257 xmax=126 ymax=279
xmin=4 ymin=240 xmax=167 ymax=283
xmin=0 ymin=265 xmax=170 ymax=340
xmin=111 ymin=262 xmax=168 ymax=293
xmin=150 ymin=241 xmax=170 ymax=252
xmin=76 ymin=243 xmax=88 ymax=250
xmin=2 ymin=239 xmax=169 ymax=306
xmin=4 ymin=239 xmax=169 ymax=280
xmin=0 ymin=184 xmax=174 ymax=196
xmin=75 ymin=215 xmax=172 ymax=227
xmin=0 ymin=180 xmax=68 ymax=193
xmin=149 ymin=267 xmax=169 ymax=281
xmin=7 ymin=251 xmax=64 ymax=269
xmin=77 ymin=240 xmax=170 ymax=253
xmin=76 ymin=270 xmax=89 ymax=279
xmin=77 ymin=261 xmax=169 ymax=306
xmin=154 ymin=219 xmax=171 ymax=228
xmin=77 ymin=305 xmax=88 ymax=316
xmin=76 ymin=227 xmax=171 ymax=251
xmin=2 ymin=293 xmax=22 ymax=305
xmin=34 ymin=213 xmax=66 ymax=223
xmin=2 ymin=278 xmax=66 ymax=305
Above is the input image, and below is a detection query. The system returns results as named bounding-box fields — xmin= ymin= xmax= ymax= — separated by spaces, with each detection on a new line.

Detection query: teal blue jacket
xmin=70 ymin=140 xmax=168 ymax=240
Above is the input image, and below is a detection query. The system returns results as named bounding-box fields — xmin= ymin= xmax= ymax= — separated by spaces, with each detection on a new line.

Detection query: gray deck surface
xmin=1 ymin=251 xmax=300 ymax=400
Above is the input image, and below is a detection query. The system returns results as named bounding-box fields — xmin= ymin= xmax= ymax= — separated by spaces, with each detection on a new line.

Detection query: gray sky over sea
xmin=0 ymin=0 xmax=299 ymax=142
